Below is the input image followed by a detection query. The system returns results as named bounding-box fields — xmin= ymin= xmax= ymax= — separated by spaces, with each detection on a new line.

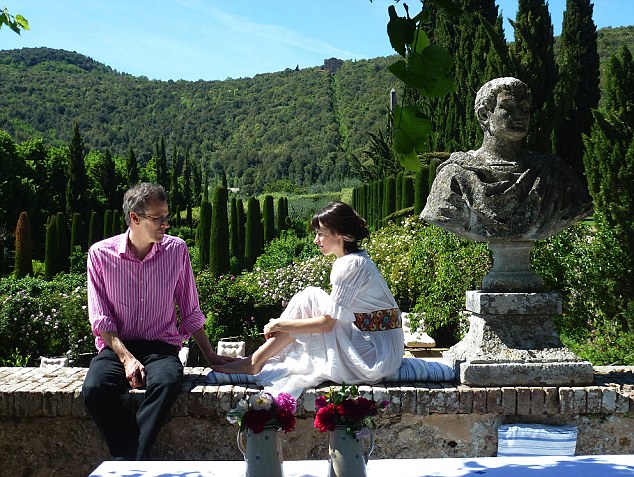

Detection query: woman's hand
xmin=263 ymin=318 xmax=281 ymax=339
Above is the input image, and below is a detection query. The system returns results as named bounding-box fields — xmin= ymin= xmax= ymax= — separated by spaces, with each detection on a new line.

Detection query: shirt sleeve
xmin=174 ymin=242 xmax=206 ymax=337
xmin=323 ymin=255 xmax=372 ymax=321
xmin=86 ymin=246 xmax=118 ymax=337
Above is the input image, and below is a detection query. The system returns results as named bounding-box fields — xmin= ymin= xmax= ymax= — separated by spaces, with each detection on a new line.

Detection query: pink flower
xmin=274 ymin=392 xmax=297 ymax=414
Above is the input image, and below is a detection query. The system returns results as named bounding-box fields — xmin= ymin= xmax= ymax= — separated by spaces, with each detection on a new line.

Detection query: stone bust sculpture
xmin=421 ymin=77 xmax=592 ymax=242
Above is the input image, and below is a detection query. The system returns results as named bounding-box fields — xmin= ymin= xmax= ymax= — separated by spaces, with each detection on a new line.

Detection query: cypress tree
xmin=69 ymin=212 xmax=83 ymax=271
xmin=262 ymin=195 xmax=276 ymax=244
xmin=44 ymin=215 xmax=58 ymax=280
xmin=414 ymin=165 xmax=430 ymax=215
xmin=402 ymin=175 xmax=415 ymax=210
xmin=88 ymin=211 xmax=101 ymax=247
xmin=373 ymin=180 xmax=382 ymax=229
xmin=428 ymin=160 xmax=439 ymax=190
xmin=169 ymin=147 xmax=182 ymax=212
xmin=103 ymin=210 xmax=113 ymax=239
xmin=244 ymin=197 xmax=263 ymax=271
xmin=554 ymin=0 xmax=600 ymax=182
xmin=236 ymin=198 xmax=246 ymax=270
xmin=420 ymin=0 xmax=506 ymax=152
xmin=14 ymin=211 xmax=33 ymax=278
xmin=70 ymin=212 xmax=83 ymax=252
xmin=583 ymin=46 xmax=634 ymax=332
xmin=275 ymin=196 xmax=286 ymax=234
xmin=155 ymin=136 xmax=168 ymax=188
xmin=395 ymin=172 xmax=404 ymax=211
xmin=112 ymin=209 xmax=121 ymax=237
xmin=56 ymin=212 xmax=69 ymax=273
xmin=383 ymin=176 xmax=397 ymax=221
xmin=126 ymin=147 xmax=139 ymax=186
xmin=230 ymin=197 xmax=240 ymax=263
xmin=198 ymin=199 xmax=212 ymax=272
xmin=210 ymin=186 xmax=230 ymax=277
xmin=66 ymin=123 xmax=89 ymax=217
xmin=510 ymin=0 xmax=557 ymax=153
xmin=183 ymin=151 xmax=193 ymax=229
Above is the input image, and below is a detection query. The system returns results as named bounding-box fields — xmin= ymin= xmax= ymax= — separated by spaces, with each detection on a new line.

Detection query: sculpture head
xmin=475 ymin=77 xmax=531 ymax=142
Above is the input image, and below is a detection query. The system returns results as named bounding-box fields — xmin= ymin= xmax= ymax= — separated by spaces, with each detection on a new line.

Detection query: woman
xmin=214 ymin=201 xmax=404 ymax=397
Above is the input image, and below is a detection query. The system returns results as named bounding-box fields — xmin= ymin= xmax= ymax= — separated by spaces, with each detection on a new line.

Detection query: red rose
xmin=336 ymin=397 xmax=377 ymax=423
xmin=314 ymin=403 xmax=337 ymax=432
xmin=315 ymin=395 xmax=328 ymax=410
xmin=243 ymin=409 xmax=273 ymax=433
xmin=276 ymin=410 xmax=297 ymax=433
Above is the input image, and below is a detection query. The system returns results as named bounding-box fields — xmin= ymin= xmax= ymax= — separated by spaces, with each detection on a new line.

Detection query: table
xmin=90 ymin=455 xmax=634 ymax=476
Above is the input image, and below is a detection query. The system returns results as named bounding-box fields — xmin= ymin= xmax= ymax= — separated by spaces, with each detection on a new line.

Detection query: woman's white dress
xmin=255 ymin=250 xmax=404 ymax=398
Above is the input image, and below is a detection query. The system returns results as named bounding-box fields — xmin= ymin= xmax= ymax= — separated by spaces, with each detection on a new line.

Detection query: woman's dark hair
xmin=310 ymin=201 xmax=370 ymax=254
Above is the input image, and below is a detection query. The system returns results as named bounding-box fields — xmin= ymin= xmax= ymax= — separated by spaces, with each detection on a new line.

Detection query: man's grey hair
xmin=122 ymin=182 xmax=167 ymax=225
xmin=474 ymin=77 xmax=530 ymax=118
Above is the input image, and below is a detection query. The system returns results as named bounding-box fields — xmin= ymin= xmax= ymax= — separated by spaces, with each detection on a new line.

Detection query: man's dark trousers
xmin=82 ymin=340 xmax=184 ymax=460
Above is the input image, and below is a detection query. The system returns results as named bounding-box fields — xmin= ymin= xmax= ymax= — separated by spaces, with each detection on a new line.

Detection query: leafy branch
xmin=385 ymin=1 xmax=464 ymax=171
xmin=1 ymin=6 xmax=29 ymax=34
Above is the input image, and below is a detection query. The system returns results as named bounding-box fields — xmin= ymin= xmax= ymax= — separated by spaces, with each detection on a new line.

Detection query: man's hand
xmin=124 ymin=356 xmax=146 ymax=389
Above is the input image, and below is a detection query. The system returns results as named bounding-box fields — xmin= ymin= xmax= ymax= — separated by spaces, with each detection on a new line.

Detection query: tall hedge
xmin=383 ymin=176 xmax=397 ymax=221
xmin=402 ymin=174 xmax=415 ymax=210
xmin=14 ymin=211 xmax=33 ymax=278
xmin=198 ymin=199 xmax=212 ymax=272
xmin=44 ymin=215 xmax=58 ymax=280
xmin=88 ymin=211 xmax=101 ymax=247
xmin=395 ymin=172 xmax=404 ymax=211
xmin=244 ymin=196 xmax=263 ymax=271
xmin=70 ymin=212 xmax=83 ymax=253
xmin=210 ymin=186 xmax=230 ymax=277
xmin=414 ymin=165 xmax=430 ymax=215
xmin=275 ymin=196 xmax=287 ymax=234
xmin=56 ymin=212 xmax=69 ymax=273
xmin=236 ymin=198 xmax=246 ymax=269
xmin=103 ymin=210 xmax=113 ymax=239
xmin=263 ymin=194 xmax=276 ymax=244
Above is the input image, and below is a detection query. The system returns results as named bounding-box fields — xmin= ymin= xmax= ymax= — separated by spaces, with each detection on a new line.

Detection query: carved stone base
xmin=444 ymin=291 xmax=594 ymax=386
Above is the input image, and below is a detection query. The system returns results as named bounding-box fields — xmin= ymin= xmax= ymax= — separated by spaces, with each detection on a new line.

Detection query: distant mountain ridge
xmin=0 ymin=25 xmax=632 ymax=194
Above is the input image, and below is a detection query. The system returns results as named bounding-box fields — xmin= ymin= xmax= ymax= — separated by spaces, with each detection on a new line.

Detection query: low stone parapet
xmin=1 ymin=366 xmax=632 ymax=476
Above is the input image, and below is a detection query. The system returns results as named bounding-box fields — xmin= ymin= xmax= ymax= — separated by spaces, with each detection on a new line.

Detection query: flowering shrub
xmin=365 ymin=216 xmax=424 ymax=311
xmin=0 ymin=274 xmax=92 ymax=364
xmin=314 ymin=385 xmax=389 ymax=439
xmin=243 ymin=254 xmax=332 ymax=305
xmin=228 ymin=391 xmax=297 ymax=433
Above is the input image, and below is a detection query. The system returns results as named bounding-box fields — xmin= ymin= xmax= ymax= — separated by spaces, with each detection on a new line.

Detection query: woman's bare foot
xmin=213 ymin=356 xmax=263 ymax=375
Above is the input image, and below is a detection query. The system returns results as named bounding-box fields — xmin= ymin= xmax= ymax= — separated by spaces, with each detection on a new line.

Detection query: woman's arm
xmin=263 ymin=314 xmax=336 ymax=338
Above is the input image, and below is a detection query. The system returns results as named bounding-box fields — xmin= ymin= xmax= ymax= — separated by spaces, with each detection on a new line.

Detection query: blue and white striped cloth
xmin=206 ymin=357 xmax=455 ymax=385
xmin=497 ymin=424 xmax=578 ymax=456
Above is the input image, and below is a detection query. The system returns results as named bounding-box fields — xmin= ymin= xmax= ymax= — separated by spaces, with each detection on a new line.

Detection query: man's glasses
xmin=139 ymin=213 xmax=171 ymax=225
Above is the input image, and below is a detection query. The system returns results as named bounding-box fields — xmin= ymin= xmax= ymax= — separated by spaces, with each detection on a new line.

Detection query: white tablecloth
xmin=89 ymin=455 xmax=634 ymax=477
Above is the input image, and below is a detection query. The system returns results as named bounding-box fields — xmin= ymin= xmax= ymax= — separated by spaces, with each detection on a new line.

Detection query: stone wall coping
xmin=1 ymin=366 xmax=632 ymax=419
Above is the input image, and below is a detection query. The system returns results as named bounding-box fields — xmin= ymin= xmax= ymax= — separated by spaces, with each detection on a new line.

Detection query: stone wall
xmin=1 ymin=366 xmax=633 ymax=477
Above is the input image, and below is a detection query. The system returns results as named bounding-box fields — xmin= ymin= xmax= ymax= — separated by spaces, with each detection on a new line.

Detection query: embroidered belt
xmin=353 ymin=308 xmax=401 ymax=332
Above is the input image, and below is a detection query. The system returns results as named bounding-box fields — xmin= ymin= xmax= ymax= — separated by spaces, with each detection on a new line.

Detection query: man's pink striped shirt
xmin=87 ymin=230 xmax=205 ymax=352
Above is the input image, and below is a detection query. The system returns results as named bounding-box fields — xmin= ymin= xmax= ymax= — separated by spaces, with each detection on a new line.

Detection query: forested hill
xmin=0 ymin=25 xmax=633 ymax=194
xmin=0 ymin=47 xmax=400 ymax=194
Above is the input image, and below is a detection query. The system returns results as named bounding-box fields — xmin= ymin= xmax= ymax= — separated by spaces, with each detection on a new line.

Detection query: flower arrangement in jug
xmin=227 ymin=391 xmax=297 ymax=433
xmin=314 ymin=384 xmax=390 ymax=439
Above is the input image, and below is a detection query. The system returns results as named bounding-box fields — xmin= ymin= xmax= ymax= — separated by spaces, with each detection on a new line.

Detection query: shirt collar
xmin=117 ymin=229 xmax=166 ymax=259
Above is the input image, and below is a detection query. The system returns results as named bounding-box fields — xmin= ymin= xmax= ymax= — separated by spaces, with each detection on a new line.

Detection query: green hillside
xmin=0 ymin=26 xmax=632 ymax=194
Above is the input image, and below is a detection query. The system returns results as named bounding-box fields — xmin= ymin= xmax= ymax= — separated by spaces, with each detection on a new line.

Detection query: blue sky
xmin=1 ymin=0 xmax=632 ymax=81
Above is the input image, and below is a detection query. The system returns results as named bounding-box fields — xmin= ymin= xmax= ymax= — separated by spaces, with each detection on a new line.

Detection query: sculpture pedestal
xmin=444 ymin=291 xmax=593 ymax=386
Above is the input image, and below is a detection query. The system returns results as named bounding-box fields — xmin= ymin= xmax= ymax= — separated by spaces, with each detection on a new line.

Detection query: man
xmin=421 ymin=77 xmax=592 ymax=242
xmin=83 ymin=182 xmax=235 ymax=460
